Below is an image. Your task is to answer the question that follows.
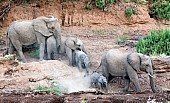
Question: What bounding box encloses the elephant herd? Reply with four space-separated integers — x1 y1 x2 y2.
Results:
5 16 156 93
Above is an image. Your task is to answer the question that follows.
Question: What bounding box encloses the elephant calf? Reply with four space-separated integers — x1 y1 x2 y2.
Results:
46 35 57 60
58 36 87 67
90 71 107 90
74 50 89 74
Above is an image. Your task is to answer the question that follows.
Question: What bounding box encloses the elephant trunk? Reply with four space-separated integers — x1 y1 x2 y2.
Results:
149 75 156 93
147 68 156 93
53 31 61 50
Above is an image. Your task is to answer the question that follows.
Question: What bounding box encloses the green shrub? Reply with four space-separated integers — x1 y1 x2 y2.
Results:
125 4 138 17
34 81 64 94
116 35 127 45
130 0 142 3
96 0 105 8
34 86 61 94
149 1 170 20
136 28 170 56
84 0 116 10
84 4 92 10
108 0 115 3
30 49 39 59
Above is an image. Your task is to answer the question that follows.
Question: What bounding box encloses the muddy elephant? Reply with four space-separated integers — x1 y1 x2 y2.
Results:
58 36 87 66
74 50 89 74
6 16 61 62
90 71 107 90
96 49 156 93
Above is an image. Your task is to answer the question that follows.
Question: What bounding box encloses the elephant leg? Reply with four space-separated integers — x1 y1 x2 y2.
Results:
78 62 83 72
126 67 141 92
8 43 15 54
123 76 130 93
66 47 73 66
72 51 76 67
46 45 51 60
102 64 110 82
47 51 51 60
97 82 102 90
11 40 27 62
39 43 45 61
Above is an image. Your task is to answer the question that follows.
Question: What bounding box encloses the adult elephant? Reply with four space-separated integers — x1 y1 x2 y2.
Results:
58 36 87 66
96 49 156 93
6 16 61 62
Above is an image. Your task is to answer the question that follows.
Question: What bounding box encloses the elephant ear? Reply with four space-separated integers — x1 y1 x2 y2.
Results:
33 16 52 37
127 53 141 73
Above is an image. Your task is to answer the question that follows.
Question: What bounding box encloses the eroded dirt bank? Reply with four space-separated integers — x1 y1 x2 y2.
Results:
0 0 169 36
0 0 170 103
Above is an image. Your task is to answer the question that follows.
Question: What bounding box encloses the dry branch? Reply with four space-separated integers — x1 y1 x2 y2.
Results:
0 0 11 20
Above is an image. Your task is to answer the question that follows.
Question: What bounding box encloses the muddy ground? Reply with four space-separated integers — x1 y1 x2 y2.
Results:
0 0 170 103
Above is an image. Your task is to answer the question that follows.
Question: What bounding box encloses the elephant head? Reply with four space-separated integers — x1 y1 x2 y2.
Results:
65 37 84 50
127 53 156 93
65 37 87 66
33 16 61 48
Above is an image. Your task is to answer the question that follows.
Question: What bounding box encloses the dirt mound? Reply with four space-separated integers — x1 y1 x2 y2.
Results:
0 60 89 93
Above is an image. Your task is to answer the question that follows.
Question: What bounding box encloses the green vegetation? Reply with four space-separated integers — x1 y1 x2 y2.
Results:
80 99 88 103
85 0 115 10
149 1 170 20
30 49 39 59
116 35 127 45
125 4 138 17
136 28 170 56
34 81 66 95
34 86 61 94
131 0 142 3
84 4 92 10
95 0 105 8
147 0 169 3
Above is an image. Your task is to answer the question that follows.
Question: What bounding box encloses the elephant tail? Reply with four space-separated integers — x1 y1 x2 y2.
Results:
5 32 10 55
95 61 102 74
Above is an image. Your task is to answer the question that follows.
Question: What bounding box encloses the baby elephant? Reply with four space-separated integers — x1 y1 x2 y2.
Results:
90 71 107 90
46 35 57 60
74 50 89 74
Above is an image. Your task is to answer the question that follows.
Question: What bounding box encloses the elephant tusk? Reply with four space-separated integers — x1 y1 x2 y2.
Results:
148 73 155 78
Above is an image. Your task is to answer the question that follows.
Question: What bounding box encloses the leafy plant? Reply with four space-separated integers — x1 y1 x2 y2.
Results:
84 4 92 10
80 99 88 103
34 86 61 94
136 28 170 56
125 4 138 17
130 0 143 3
95 0 105 8
30 49 39 59
149 1 170 20
108 0 115 3
34 81 65 95
84 0 116 10
116 35 127 45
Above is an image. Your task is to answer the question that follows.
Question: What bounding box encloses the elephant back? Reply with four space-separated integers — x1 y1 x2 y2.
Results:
12 20 37 45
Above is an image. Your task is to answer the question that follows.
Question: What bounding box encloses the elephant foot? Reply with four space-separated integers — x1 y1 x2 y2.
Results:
21 60 27 63
123 88 129 93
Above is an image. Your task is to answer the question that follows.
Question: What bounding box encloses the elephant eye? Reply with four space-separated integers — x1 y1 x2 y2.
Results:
146 64 149 67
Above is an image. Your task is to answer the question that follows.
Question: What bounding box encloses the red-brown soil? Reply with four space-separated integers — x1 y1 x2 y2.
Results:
0 0 170 103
